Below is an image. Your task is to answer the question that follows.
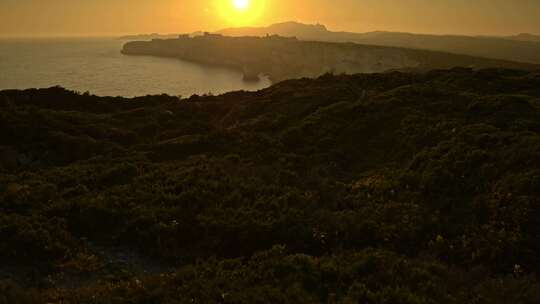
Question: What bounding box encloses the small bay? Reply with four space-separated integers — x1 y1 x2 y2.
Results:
0 37 271 97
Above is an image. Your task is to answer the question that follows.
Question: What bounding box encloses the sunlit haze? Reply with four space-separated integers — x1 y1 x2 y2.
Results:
1 0 540 37
233 0 250 10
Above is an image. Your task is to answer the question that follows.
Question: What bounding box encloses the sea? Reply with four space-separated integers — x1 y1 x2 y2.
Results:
0 37 271 97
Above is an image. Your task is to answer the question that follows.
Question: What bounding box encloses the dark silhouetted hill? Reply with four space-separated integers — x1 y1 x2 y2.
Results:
2 68 540 302
218 21 540 64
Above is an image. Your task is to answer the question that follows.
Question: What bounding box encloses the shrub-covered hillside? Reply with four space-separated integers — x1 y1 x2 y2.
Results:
1 68 540 303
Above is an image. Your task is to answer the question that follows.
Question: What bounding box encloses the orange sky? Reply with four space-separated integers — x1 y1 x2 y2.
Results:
1 0 539 37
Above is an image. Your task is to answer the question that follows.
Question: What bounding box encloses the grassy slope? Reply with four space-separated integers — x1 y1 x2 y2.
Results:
1 68 540 303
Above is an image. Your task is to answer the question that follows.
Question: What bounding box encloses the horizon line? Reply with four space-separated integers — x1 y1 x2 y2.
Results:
1 21 539 39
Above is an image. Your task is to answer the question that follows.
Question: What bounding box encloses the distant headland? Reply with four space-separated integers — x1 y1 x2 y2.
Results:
121 32 538 83
218 21 540 64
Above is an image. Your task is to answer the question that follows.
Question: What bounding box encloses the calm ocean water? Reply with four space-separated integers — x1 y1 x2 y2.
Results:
0 37 271 97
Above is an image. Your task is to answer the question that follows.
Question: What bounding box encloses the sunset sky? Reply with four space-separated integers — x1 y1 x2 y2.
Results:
1 0 539 37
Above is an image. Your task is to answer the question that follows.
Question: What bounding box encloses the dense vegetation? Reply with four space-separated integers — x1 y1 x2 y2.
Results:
1 68 540 303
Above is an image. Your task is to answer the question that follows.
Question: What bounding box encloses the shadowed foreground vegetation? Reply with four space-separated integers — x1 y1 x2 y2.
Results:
1 68 540 303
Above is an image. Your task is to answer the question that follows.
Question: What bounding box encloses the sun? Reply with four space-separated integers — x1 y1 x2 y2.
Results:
232 0 250 10
215 0 265 26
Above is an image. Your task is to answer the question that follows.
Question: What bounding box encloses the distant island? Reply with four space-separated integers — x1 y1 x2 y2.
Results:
218 21 540 64
119 33 193 40
121 33 538 83
119 32 206 41
504 33 540 43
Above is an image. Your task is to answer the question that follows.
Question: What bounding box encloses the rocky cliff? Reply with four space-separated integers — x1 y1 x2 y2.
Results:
122 34 538 82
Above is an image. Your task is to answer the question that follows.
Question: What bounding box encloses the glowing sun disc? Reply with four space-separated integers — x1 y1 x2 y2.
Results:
233 0 250 10
216 0 265 26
